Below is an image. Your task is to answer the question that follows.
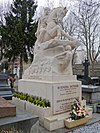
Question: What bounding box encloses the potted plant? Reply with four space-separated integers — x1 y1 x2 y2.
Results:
64 99 89 128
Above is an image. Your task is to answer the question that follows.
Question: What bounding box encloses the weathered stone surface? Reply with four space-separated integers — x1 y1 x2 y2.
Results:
0 96 16 118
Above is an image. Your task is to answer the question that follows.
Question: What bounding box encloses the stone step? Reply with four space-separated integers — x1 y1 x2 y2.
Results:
0 84 8 87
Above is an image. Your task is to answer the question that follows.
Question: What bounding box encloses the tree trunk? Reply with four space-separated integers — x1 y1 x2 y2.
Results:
19 54 23 79
91 61 95 77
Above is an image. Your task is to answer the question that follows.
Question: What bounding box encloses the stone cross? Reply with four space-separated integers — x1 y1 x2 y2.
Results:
82 59 90 77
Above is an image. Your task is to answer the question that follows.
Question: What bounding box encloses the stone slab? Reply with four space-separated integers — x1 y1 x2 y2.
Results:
0 96 16 118
0 105 39 132
82 85 100 92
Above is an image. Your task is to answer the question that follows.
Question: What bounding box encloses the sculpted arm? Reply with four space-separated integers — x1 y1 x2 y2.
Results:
35 18 41 37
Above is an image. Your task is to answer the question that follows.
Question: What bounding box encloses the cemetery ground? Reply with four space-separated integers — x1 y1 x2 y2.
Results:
0 102 100 133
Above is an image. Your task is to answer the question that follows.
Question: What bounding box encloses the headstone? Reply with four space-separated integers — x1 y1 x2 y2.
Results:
0 73 13 100
82 59 90 77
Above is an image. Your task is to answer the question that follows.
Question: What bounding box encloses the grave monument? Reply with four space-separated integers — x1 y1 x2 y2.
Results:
0 73 13 100
18 7 83 130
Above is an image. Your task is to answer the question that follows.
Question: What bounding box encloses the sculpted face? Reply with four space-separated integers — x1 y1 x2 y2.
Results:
57 7 68 23
44 7 51 15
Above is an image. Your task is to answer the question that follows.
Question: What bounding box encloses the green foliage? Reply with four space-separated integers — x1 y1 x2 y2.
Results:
13 91 51 108
98 102 100 105
82 96 85 100
0 0 38 77
27 96 34 103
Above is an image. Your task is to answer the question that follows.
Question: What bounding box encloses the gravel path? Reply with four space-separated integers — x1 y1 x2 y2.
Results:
69 121 100 133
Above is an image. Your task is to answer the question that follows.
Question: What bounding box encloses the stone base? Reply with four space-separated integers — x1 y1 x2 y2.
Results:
18 75 83 131
18 76 81 114
44 106 93 131
0 96 16 118
12 97 93 131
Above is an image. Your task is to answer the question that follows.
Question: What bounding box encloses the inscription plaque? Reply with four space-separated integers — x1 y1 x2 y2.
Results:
53 82 81 114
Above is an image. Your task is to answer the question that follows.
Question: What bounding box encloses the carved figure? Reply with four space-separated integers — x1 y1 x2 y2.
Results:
23 7 79 79
35 7 51 38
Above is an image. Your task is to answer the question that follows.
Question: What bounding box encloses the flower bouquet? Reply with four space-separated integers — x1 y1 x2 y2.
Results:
64 99 89 128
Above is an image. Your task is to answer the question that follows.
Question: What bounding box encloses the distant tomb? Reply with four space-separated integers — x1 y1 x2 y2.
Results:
0 73 13 100
82 59 90 77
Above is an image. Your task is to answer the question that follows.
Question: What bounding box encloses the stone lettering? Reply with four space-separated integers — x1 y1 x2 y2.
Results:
53 83 81 114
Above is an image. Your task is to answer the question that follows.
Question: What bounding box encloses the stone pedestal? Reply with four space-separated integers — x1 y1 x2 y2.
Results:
18 75 83 130
18 75 81 114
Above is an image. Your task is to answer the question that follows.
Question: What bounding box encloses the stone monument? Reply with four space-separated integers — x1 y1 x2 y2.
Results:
18 7 82 130
0 73 13 100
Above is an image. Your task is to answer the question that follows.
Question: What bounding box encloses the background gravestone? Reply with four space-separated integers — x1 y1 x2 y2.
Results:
0 73 13 100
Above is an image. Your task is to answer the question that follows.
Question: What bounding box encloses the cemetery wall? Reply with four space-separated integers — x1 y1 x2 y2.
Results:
73 63 100 77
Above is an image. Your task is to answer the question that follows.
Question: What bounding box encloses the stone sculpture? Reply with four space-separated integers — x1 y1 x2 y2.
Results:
23 7 79 79
19 8 82 126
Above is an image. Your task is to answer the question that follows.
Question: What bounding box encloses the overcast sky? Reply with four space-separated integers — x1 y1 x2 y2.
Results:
0 0 75 9
0 0 60 7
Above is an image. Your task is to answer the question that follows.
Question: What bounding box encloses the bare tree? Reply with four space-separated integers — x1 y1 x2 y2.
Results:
63 12 79 65
0 4 3 25
64 12 78 36
0 0 13 60
45 0 54 9
72 0 100 76
58 0 67 7
0 0 11 23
